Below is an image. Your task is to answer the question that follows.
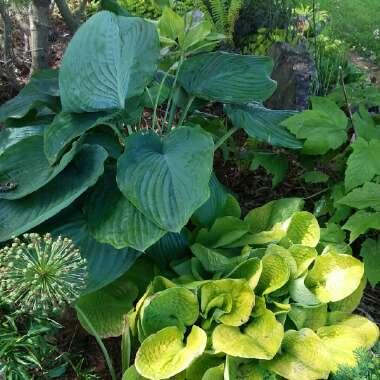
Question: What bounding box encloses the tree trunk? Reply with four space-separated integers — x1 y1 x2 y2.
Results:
29 0 51 73
54 0 84 34
0 0 13 62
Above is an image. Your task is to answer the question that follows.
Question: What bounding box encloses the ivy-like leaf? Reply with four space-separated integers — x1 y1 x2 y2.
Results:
338 182 380 211
360 237 380 287
343 210 380 242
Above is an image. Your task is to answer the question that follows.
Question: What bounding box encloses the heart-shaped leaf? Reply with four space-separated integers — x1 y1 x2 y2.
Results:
0 126 43 155
285 211 320 247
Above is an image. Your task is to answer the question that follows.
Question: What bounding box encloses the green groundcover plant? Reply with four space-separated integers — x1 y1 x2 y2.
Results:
0 7 301 293
76 198 379 380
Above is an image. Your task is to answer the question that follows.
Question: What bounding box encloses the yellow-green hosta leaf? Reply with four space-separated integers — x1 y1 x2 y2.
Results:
266 245 297 279
289 276 320 306
285 211 320 247
305 253 364 303
265 329 332 380
225 356 265 380
288 303 328 330
123 365 185 380
227 258 263 289
186 354 224 380
212 309 284 359
140 287 199 337
252 296 267 317
200 279 254 326
288 245 317 278
317 315 379 372
255 253 290 296
202 364 225 380
135 326 207 380
267 300 291 316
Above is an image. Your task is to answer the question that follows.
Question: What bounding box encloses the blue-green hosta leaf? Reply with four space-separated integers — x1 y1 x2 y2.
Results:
285 211 320 247
282 97 348 155
200 279 254 326
360 237 380 287
0 126 43 155
117 127 214 232
76 275 138 338
305 253 364 303
85 170 165 252
288 245 317 278
343 210 380 243
288 304 328 331
345 137 380 191
317 315 380 372
139 287 199 337
186 354 224 380
52 216 141 294
0 69 59 123
227 258 263 290
0 145 107 242
178 52 276 103
212 309 284 359
192 174 241 228
135 326 207 379
225 103 301 149
338 182 380 211
225 356 265 380
59 11 160 113
265 329 332 380
0 135 80 200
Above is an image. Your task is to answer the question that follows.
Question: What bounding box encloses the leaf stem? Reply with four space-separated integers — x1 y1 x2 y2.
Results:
178 96 195 127
214 126 240 151
152 70 172 131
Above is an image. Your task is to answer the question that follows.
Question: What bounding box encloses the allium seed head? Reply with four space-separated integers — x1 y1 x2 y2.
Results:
0 233 87 315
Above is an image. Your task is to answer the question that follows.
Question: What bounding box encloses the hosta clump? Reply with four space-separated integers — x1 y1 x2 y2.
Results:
0 233 86 314
122 199 379 380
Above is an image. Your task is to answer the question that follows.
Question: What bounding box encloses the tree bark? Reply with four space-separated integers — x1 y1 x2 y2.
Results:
29 0 51 73
54 0 86 34
0 0 13 62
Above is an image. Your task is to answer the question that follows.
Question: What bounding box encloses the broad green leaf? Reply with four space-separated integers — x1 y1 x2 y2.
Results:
288 245 317 278
178 52 276 103
225 356 265 380
117 127 214 232
319 223 346 245
192 174 241 228
282 97 348 155
225 103 301 149
123 365 146 380
342 210 380 242
265 329 332 380
140 287 199 337
212 309 284 359
202 364 224 380
345 137 380 191
158 7 185 41
227 258 263 290
200 279 254 326
0 135 80 200
250 152 289 188
360 237 380 287
256 253 290 296
59 11 160 112
305 253 364 303
266 244 298 279
179 20 213 51
288 304 327 330
76 275 138 338
353 109 380 141
289 276 320 306
0 126 43 155
51 215 141 294
285 211 320 247
44 111 120 164
187 354 224 380
338 182 380 211
135 326 207 379
82 130 123 159
0 145 107 243
303 171 329 184
85 170 165 252
0 69 59 123
318 315 379 371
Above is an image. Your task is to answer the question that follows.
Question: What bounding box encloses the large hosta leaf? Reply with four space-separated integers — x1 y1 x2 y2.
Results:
186 354 224 380
288 245 317 278
135 326 207 379
59 11 160 113
0 135 80 199
0 126 43 155
0 145 107 242
305 253 364 303
213 309 284 359
265 329 332 380
227 258 263 290
140 287 199 337
52 216 141 294
225 356 265 380
85 170 165 252
288 303 328 330
76 274 138 338
225 103 301 149
178 52 276 103
285 211 320 247
117 127 214 232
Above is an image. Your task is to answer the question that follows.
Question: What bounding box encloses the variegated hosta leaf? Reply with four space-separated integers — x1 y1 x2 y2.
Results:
288 303 328 330
123 365 185 380
317 315 380 372
227 258 263 290
285 211 320 247
265 245 297 279
265 329 332 380
289 276 320 306
305 252 364 303
255 252 290 296
225 356 265 380
288 245 317 278
135 326 207 379
212 309 284 359
200 279 254 326
186 354 224 380
139 287 199 337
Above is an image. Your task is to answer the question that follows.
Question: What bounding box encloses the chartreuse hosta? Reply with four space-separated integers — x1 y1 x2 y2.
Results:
76 198 378 380
0 7 301 293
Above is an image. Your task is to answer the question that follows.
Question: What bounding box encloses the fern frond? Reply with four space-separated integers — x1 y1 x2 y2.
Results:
209 0 227 34
227 0 244 41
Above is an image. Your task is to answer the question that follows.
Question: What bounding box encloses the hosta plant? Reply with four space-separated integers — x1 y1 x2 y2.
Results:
79 198 379 380
0 7 300 293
